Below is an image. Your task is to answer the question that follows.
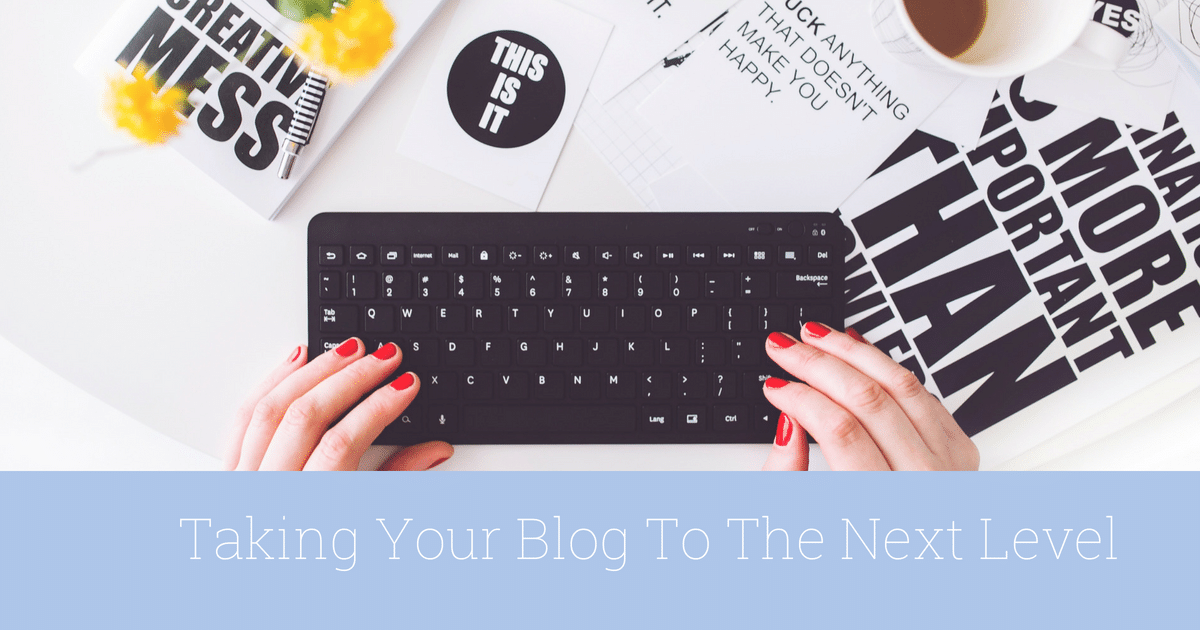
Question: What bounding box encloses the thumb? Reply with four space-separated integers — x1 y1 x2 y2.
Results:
762 412 809 471
380 441 455 471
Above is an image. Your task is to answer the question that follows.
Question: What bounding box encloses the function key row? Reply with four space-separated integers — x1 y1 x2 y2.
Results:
319 244 836 267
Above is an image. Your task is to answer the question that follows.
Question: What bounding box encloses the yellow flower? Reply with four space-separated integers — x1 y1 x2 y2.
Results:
104 65 187 145
296 0 396 83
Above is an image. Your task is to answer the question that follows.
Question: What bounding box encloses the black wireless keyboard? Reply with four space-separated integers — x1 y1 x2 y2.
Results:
308 212 845 445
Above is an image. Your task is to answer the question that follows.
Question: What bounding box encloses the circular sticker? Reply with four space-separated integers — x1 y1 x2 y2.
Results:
446 30 566 149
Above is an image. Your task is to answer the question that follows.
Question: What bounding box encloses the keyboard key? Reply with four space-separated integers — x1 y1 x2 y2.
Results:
427 408 457 434
472 305 504 333
777 271 833 298
381 245 405 265
533 373 564 399
777 246 803 265
364 306 394 334
579 306 609 333
346 271 376 299
502 246 527 265
564 246 588 265
508 306 537 333
595 246 619 265
552 339 583 366
660 339 689 365
650 305 681 332
410 246 436 265
473 245 497 265
657 246 682 265
462 372 492 399
426 372 457 398
497 373 529 399
568 372 600 399
687 305 718 333
643 405 671 430
561 272 591 299
436 306 467 332
677 405 706 431
687 246 712 265
625 245 651 265
606 372 635 399
706 272 736 298
696 339 726 366
615 306 646 333
723 306 755 333
517 339 547 365
444 339 474 365
669 272 700 299
633 271 663 299
624 339 652 366
417 272 448 299
403 339 438 366
453 272 484 299
794 305 834 329
759 305 789 332
587 339 619 366
533 246 558 265
741 272 770 298
349 245 374 265
441 246 467 265
596 272 628 299
731 339 761 365
717 246 741 265
464 406 636 433
748 246 771 264
526 272 556 298
809 246 834 265
544 305 573 333
713 372 737 398
399 305 431 332
677 372 706 398
480 339 511 366
319 271 340 299
713 406 749 430
319 245 343 265
319 306 357 333
490 272 519 299
382 272 412 299
642 372 670 399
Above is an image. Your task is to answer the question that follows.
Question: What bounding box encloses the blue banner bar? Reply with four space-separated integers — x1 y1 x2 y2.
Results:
2 472 1195 626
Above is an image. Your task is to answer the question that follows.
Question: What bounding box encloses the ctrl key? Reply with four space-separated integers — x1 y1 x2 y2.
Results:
319 305 358 333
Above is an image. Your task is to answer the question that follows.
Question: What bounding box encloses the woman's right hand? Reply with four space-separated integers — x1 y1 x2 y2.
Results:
761 323 979 471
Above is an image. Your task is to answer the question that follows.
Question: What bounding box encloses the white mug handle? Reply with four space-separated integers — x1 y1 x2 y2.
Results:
1056 21 1133 71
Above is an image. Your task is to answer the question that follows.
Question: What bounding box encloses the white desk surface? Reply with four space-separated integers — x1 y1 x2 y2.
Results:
2 0 1198 471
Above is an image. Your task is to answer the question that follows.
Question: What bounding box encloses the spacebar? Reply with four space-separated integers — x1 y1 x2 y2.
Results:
464 406 636 433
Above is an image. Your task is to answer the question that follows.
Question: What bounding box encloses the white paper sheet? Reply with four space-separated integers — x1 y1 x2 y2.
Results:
1155 0 1200 84
1022 0 1179 131
398 0 611 209
637 0 962 211
918 78 999 150
562 0 734 103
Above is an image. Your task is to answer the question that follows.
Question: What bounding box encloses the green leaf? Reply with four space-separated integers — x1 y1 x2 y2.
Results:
274 0 335 21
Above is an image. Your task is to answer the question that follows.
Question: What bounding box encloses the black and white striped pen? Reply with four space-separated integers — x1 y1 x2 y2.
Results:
278 1 343 180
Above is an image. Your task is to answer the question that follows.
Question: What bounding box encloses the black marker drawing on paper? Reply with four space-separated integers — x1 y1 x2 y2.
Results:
659 10 725 70
1178 0 1200 56
1112 0 1175 88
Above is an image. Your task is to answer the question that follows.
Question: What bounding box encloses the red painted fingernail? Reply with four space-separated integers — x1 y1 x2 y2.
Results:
287 346 302 362
803 321 831 338
372 342 397 361
775 412 793 447
764 376 789 389
767 332 796 349
335 338 359 357
390 372 415 391
846 327 867 344
427 457 448 470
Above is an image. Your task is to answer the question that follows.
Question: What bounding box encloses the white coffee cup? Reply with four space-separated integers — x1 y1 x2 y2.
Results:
870 0 1133 78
